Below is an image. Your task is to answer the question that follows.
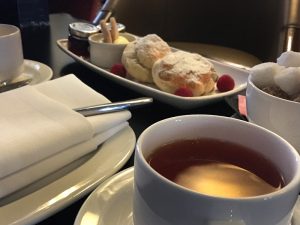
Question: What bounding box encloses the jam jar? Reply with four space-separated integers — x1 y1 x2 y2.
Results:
68 22 100 57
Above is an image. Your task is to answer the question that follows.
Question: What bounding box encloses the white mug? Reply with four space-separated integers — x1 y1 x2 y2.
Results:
133 115 300 225
246 75 300 153
0 24 24 83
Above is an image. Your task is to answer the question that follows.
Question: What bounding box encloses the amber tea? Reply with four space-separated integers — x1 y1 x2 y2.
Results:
147 138 285 198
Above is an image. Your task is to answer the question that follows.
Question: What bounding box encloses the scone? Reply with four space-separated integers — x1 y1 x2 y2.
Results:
152 51 218 96
122 34 171 83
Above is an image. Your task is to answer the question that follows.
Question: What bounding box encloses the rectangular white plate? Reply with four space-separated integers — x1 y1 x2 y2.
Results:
57 39 249 109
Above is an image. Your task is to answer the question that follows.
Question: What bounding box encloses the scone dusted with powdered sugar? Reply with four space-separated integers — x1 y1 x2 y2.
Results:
121 34 171 83
120 33 224 97
152 51 218 96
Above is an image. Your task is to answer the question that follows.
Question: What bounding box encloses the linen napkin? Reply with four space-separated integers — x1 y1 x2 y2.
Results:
0 74 131 197
0 123 127 197
35 75 131 134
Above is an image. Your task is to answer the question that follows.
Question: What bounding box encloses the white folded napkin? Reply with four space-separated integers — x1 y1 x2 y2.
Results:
0 123 127 197
35 75 130 134
0 74 131 197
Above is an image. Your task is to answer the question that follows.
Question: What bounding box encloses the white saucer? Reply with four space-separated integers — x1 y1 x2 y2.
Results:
74 167 300 225
12 59 53 85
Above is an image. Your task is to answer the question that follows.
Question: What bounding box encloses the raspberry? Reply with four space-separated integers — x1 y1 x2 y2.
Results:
217 74 235 92
174 87 194 97
110 63 127 77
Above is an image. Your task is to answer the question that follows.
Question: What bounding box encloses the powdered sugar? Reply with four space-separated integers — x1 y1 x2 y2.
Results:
156 51 213 82
135 34 171 69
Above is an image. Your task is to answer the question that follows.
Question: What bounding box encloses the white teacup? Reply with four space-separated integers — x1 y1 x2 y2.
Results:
0 24 24 83
246 75 300 153
133 115 300 225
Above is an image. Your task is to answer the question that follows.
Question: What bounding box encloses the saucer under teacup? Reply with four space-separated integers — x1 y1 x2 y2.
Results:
74 167 300 225
5 59 53 87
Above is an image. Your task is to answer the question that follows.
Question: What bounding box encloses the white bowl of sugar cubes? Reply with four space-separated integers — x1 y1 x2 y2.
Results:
246 51 300 153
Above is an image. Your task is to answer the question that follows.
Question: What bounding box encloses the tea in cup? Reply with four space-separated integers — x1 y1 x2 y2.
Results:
133 115 300 225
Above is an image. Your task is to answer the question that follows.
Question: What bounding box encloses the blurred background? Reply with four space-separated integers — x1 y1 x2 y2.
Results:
0 0 299 64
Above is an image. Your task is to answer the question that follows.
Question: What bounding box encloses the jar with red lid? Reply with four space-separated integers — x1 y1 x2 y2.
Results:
68 22 100 57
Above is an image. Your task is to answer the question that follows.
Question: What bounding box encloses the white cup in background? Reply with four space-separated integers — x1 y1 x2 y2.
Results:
0 24 24 83
133 115 300 225
246 75 300 153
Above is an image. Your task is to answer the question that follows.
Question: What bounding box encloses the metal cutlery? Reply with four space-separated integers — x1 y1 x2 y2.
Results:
0 78 152 116
0 78 32 93
74 97 153 116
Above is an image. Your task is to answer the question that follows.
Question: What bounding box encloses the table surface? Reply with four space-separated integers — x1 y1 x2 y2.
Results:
18 13 236 225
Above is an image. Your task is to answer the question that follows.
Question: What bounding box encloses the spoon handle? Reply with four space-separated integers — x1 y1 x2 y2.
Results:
0 78 32 93
74 97 153 116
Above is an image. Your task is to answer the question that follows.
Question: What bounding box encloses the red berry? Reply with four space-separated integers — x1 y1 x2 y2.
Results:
110 63 127 77
174 87 194 97
217 74 235 92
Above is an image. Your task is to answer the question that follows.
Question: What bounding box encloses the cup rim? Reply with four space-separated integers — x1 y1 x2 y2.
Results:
136 114 300 201
0 24 20 39
88 32 136 46
247 75 300 105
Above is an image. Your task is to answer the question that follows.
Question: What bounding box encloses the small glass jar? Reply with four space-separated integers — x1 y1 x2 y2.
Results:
68 22 100 57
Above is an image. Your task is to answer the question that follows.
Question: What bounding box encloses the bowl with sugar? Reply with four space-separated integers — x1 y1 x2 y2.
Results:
246 51 300 153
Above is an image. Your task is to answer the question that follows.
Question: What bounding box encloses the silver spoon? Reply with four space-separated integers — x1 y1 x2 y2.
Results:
0 78 32 93
74 97 153 116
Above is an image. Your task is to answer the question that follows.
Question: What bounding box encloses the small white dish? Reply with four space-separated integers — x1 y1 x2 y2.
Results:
12 59 53 85
57 39 249 109
0 126 135 225
74 167 300 225
89 33 136 69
